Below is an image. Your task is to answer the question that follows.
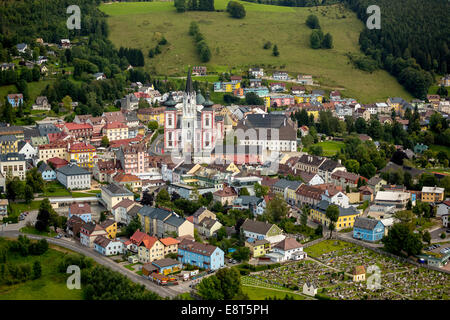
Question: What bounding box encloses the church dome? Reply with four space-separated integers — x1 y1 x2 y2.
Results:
163 92 177 107
196 90 205 105
202 91 214 107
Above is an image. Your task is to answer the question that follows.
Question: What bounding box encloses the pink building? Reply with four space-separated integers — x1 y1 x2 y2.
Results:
116 143 150 175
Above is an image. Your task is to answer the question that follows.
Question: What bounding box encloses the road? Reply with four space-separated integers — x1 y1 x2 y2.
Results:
0 230 185 299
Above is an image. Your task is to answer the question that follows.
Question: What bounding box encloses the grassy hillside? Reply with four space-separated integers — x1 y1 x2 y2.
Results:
99 0 412 103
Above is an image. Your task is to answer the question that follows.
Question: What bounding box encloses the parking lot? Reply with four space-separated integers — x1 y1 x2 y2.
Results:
424 243 450 255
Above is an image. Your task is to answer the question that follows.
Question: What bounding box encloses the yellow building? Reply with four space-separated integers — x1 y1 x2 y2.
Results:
138 236 165 263
67 142 96 169
310 201 361 231
137 107 166 126
102 122 129 141
264 96 271 109
306 109 320 121
353 265 366 282
245 239 271 258
0 135 18 154
38 141 68 163
100 219 118 239
421 186 445 203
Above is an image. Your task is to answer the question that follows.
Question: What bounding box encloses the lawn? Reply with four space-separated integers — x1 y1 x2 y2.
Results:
242 285 306 300
99 0 412 103
42 181 72 197
0 239 83 300
303 239 355 258
308 140 345 157
19 226 57 237
8 200 42 218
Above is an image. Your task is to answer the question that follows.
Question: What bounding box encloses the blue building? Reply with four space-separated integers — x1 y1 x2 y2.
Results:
38 162 56 181
353 217 385 242
7 94 23 107
177 240 224 270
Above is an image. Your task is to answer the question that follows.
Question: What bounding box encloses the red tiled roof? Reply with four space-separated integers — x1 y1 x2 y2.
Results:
113 173 140 183
104 121 127 129
69 142 96 152
112 198 136 210
160 237 180 246
69 202 91 215
64 123 93 131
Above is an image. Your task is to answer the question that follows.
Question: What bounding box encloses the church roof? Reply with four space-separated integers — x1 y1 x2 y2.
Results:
164 92 177 107
202 91 214 107
185 69 194 93
196 90 205 105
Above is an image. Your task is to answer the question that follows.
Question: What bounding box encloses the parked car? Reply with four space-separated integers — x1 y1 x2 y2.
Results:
446 229 450 233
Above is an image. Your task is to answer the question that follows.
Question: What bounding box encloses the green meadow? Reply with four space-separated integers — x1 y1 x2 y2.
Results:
99 0 412 103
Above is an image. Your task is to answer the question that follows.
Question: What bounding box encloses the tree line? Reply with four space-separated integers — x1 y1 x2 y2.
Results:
189 22 212 63
175 0 215 12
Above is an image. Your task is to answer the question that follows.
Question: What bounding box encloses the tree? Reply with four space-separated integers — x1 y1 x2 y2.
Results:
215 267 242 299
100 211 107 223
322 33 333 49
264 194 288 223
227 1 246 19
231 246 250 262
272 45 279 57
216 226 227 241
197 275 224 300
240 187 250 196
345 159 360 173
148 120 158 131
101 136 109 148
325 205 339 238
245 92 263 105
306 15 320 29
156 188 170 203
35 198 56 232
125 216 142 238
254 183 269 198
422 231 431 245
382 223 423 257
310 30 322 49
300 205 309 227
24 185 34 204
32 261 42 279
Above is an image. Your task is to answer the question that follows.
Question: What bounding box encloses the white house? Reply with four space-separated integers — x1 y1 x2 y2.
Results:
56 163 91 190
322 190 349 208
442 214 449 228
94 235 124 256
303 282 318 296
437 201 450 217
268 238 307 262
18 141 37 160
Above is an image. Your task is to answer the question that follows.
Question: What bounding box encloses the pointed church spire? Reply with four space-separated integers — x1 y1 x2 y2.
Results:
185 68 194 93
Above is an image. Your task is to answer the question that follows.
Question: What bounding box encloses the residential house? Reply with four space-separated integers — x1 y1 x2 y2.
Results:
0 135 18 154
295 184 323 207
138 235 164 263
0 199 8 217
233 196 266 215
112 198 142 225
297 74 313 85
18 141 37 160
151 258 182 275
245 238 271 258
94 236 124 256
160 237 180 256
331 170 367 190
213 184 238 206
272 71 289 81
421 186 445 203
374 191 411 210
367 176 387 193
249 68 264 78
93 159 123 183
0 153 26 180
113 173 142 192
241 218 284 244
353 217 385 242
317 159 346 183
67 142 96 169
100 183 134 211
177 239 224 270
295 154 326 174
47 157 69 169
7 94 23 107
66 215 84 238
437 201 450 217
310 200 361 230
116 143 150 175
268 237 307 262
63 123 93 140
80 222 107 248
38 141 68 163
32 96 50 111
138 206 194 238
192 66 207 76
103 122 129 141
68 202 92 223
100 219 118 239
197 217 223 237
298 171 324 186
56 163 91 190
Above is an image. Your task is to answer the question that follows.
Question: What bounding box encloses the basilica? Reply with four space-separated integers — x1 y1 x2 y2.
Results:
163 69 223 159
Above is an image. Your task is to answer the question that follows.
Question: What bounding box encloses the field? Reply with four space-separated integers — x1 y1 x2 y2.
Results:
251 240 450 300
99 0 413 103
308 140 345 156
0 239 83 300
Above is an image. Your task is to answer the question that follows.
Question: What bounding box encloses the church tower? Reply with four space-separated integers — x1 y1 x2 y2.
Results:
182 69 197 154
